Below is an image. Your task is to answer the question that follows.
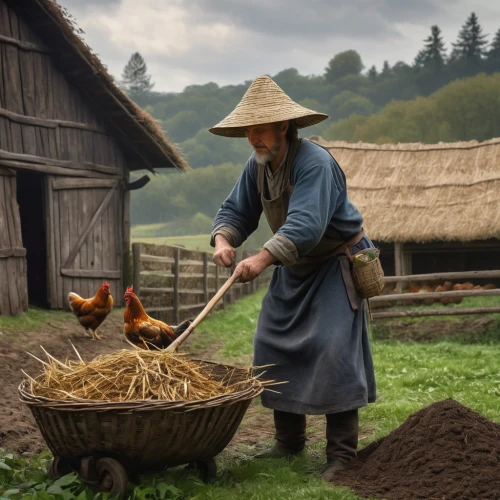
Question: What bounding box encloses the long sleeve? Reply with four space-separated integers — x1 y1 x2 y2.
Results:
211 159 263 248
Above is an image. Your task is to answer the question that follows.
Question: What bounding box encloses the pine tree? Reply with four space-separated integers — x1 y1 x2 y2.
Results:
381 60 392 77
368 65 377 80
120 53 154 97
451 13 488 61
487 29 500 62
415 25 446 69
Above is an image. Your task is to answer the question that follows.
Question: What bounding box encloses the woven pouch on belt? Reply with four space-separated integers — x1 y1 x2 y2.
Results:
352 248 385 299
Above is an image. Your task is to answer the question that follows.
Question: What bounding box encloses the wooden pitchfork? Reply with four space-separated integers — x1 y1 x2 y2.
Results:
166 272 240 352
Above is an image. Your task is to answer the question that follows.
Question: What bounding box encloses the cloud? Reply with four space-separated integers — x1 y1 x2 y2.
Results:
56 0 500 92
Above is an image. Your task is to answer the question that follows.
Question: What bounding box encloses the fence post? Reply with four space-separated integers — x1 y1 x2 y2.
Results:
395 242 403 293
203 252 209 304
132 242 142 297
173 247 180 324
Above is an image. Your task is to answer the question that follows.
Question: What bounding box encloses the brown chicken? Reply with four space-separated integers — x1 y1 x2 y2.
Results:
124 287 191 349
437 280 454 305
68 282 114 340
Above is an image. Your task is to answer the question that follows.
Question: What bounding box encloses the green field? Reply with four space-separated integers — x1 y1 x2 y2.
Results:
2 294 500 499
131 231 214 253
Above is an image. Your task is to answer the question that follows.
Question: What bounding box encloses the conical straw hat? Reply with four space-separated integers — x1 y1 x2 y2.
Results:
209 75 328 138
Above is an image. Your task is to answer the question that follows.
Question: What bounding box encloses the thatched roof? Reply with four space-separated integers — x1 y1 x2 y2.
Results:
312 136 500 243
13 0 188 172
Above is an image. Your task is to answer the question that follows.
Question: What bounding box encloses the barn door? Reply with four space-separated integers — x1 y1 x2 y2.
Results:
46 176 123 310
0 168 28 315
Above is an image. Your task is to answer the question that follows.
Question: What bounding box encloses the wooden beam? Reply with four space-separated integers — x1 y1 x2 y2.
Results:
394 242 403 293
0 107 107 133
61 182 119 269
173 247 180 324
0 247 26 258
132 242 142 296
140 254 175 264
203 252 209 304
372 307 500 319
384 270 500 283
60 269 121 279
0 33 49 53
0 158 111 179
53 178 119 190
370 288 500 303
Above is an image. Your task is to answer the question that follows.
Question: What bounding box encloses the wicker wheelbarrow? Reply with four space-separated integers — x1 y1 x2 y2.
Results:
19 361 264 498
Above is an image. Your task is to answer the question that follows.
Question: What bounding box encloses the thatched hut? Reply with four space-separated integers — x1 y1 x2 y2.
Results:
0 0 187 315
312 137 500 281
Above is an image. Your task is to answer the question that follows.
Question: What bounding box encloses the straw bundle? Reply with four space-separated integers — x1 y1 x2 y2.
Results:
25 347 264 403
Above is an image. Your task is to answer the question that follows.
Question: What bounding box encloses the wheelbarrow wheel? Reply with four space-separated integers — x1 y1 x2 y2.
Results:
95 457 128 498
187 458 217 482
48 456 74 479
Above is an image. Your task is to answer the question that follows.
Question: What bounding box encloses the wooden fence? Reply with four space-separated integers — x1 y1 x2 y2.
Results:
369 270 500 319
132 242 273 324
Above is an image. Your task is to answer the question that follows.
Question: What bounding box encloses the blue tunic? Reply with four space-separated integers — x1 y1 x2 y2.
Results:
212 140 376 415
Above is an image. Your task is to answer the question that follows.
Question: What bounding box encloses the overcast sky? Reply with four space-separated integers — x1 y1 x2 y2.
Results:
57 0 500 93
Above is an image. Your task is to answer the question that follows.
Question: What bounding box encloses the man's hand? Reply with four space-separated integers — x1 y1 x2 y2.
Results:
213 234 236 268
234 249 276 283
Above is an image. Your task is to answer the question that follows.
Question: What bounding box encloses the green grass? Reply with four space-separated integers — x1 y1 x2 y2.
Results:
0 307 71 331
3 293 500 499
131 233 213 253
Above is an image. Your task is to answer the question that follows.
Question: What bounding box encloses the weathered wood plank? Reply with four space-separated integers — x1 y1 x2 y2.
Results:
132 242 142 296
18 47 37 155
18 253 28 312
8 7 20 41
44 54 54 120
52 178 119 191
203 252 209 304
7 257 20 315
45 176 58 308
60 188 71 309
3 175 17 248
0 176 9 248
52 185 63 308
0 33 49 53
60 269 121 279
384 270 500 283
62 183 118 269
0 158 113 178
0 4 12 38
372 307 500 319
173 247 180 324
0 107 108 133
0 259 10 315
0 247 26 258
123 187 131 289
370 288 500 303
8 175 22 247
140 254 175 264
69 186 80 296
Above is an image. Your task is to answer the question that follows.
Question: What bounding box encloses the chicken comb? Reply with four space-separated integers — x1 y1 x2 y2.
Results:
125 286 134 294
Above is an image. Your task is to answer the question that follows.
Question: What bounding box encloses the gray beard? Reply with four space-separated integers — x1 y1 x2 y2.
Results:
254 141 281 166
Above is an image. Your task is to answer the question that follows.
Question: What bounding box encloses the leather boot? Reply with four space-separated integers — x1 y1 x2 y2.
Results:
255 410 306 458
321 409 358 481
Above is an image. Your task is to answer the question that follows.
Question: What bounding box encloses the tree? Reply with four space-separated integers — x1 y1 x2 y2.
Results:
451 13 488 62
324 50 364 84
368 65 377 81
414 25 446 69
487 29 500 71
380 61 392 78
121 52 155 97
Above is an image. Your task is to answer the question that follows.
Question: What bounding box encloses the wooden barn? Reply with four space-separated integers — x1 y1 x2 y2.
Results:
0 0 187 316
313 137 500 284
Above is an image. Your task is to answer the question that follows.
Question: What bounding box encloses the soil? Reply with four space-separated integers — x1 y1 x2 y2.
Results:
333 399 500 500
374 317 494 342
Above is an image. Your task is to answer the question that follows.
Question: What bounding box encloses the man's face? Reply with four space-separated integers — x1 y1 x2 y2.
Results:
244 122 285 165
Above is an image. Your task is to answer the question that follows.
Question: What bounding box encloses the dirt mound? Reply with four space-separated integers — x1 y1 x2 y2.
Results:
334 399 500 500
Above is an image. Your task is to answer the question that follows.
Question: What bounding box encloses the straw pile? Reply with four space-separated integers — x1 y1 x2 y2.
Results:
25 347 260 403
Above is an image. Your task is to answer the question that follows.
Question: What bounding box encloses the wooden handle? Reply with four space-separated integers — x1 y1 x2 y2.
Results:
166 273 239 352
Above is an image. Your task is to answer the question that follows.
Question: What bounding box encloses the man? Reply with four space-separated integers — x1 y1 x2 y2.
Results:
209 75 376 481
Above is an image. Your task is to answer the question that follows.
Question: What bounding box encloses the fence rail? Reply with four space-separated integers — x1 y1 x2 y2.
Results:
370 270 500 320
132 242 273 324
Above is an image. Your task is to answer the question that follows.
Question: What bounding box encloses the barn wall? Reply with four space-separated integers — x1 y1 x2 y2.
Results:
0 0 129 310
0 168 28 315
